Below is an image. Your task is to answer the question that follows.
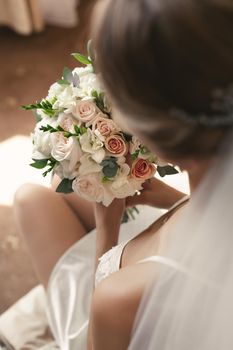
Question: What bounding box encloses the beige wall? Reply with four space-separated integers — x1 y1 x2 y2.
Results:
0 0 44 35
0 0 79 35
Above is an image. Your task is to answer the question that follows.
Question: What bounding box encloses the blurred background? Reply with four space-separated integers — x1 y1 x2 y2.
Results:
0 0 96 316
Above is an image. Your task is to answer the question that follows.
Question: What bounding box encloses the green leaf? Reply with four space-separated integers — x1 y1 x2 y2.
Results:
71 53 92 65
102 161 119 178
74 125 81 135
30 159 48 169
123 133 133 142
56 178 74 194
57 79 69 85
22 99 58 117
80 127 87 135
22 103 37 110
63 67 73 82
122 210 130 223
157 165 179 177
101 157 119 179
131 150 140 161
102 176 111 183
91 90 98 99
57 125 65 132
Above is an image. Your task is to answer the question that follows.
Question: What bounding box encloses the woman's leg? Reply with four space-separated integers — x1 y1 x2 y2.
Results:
51 175 96 232
14 183 94 287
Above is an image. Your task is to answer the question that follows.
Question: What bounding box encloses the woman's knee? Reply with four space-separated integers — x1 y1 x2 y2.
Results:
14 183 51 214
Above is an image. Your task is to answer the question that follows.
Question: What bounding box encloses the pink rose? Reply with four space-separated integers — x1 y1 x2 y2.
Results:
92 116 119 138
105 134 128 157
74 101 99 125
131 158 156 180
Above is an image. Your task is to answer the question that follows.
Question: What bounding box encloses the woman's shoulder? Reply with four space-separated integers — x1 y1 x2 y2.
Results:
92 263 157 349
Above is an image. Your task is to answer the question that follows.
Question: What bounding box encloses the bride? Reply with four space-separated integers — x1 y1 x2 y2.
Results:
14 0 233 349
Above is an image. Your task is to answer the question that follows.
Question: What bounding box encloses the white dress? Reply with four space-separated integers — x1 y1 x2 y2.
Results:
46 199 188 350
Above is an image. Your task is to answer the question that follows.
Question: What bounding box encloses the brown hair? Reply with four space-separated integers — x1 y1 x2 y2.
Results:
94 0 233 159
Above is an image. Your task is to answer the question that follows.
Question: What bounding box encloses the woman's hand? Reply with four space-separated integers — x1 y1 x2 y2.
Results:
126 178 187 209
94 199 126 267
94 198 126 232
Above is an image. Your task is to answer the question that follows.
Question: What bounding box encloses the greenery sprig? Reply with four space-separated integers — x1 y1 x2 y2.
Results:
71 40 94 66
22 97 58 117
30 158 57 177
122 207 140 223
39 123 87 138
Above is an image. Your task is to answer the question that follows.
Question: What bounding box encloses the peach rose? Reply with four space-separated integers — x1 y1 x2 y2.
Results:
105 134 128 157
131 158 156 180
74 100 99 126
92 116 119 139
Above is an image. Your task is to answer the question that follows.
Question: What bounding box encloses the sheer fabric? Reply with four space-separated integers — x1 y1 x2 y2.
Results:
129 130 233 350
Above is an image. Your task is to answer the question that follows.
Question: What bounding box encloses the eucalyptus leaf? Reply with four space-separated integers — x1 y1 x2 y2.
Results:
63 67 73 82
72 73 80 87
56 178 74 194
102 162 119 178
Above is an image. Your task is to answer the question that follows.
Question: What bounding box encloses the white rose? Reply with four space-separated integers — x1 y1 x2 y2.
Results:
109 164 142 198
80 72 102 98
47 82 65 99
73 66 103 100
79 129 105 163
73 65 93 78
72 173 114 206
36 113 80 179
32 117 57 159
51 133 82 165
78 154 102 176
49 114 82 167
52 85 81 114
54 160 79 180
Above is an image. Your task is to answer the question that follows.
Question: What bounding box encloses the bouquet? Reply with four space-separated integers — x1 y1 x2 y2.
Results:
23 42 178 209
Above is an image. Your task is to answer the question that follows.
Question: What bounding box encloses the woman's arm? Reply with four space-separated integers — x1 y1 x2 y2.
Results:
93 199 125 267
90 262 157 350
87 199 126 349
126 177 187 209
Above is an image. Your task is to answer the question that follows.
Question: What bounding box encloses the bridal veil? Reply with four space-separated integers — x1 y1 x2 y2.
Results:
129 130 233 349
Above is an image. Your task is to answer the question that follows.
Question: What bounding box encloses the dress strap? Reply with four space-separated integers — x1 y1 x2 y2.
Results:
167 194 190 213
137 255 190 274
137 255 219 289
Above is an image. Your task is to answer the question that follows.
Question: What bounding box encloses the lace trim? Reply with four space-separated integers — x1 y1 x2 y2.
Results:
95 243 125 287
